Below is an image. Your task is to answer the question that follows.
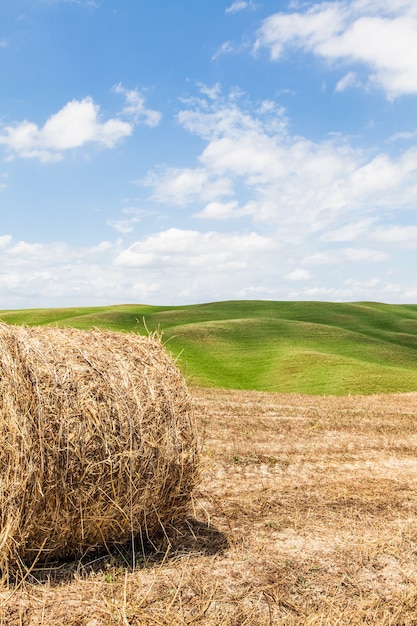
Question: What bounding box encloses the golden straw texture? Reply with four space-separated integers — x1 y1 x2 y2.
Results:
0 323 198 573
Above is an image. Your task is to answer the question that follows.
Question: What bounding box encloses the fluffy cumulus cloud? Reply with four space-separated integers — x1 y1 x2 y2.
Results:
194 200 246 220
115 228 275 270
130 85 417 303
254 0 417 98
0 98 132 162
0 235 161 309
0 229 282 308
3 5 417 308
0 87 161 162
142 88 417 240
0 221 411 308
112 228 281 303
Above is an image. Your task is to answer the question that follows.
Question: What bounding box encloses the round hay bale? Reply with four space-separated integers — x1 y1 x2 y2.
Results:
0 323 198 572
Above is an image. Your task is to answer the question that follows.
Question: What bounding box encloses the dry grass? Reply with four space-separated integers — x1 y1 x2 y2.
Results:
2 386 417 624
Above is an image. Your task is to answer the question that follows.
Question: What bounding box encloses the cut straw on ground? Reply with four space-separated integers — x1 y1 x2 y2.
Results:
2 386 417 623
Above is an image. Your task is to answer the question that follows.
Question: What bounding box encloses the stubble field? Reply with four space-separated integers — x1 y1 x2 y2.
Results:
2 386 417 625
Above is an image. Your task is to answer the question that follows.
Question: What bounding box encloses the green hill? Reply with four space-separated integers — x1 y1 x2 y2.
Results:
1 300 417 395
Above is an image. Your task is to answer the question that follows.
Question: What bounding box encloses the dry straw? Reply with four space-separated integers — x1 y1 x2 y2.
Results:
0 323 198 576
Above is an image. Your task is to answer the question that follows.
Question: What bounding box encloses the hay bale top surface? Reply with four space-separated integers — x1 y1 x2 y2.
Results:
0 323 198 573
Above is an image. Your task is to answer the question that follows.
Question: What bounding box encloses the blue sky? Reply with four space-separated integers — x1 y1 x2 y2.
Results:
1 0 417 308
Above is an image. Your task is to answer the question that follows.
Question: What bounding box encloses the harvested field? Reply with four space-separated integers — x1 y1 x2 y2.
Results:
1 387 417 624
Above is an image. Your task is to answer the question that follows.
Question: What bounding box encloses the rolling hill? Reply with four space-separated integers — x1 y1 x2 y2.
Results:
1 300 417 395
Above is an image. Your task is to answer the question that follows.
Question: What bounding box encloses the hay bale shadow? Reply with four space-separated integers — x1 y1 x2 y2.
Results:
23 518 229 586
168 518 230 558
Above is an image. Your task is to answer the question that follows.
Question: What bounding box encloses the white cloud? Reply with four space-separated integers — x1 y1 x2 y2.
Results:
194 200 246 219
344 277 381 289
41 0 99 8
0 97 132 162
226 1 255 14
107 220 137 235
288 286 356 300
197 82 222 100
107 208 155 234
287 277 407 302
372 225 417 245
342 247 388 262
0 235 12 249
388 130 417 142
0 236 162 308
115 228 275 269
113 84 162 127
254 1 417 98
303 247 388 265
404 287 417 300
306 280 405 300
0 229 410 308
335 71 362 92
42 99 130 149
141 167 233 206
212 41 235 60
349 150 417 206
286 268 311 281
0 87 161 162
254 3 345 60
303 252 339 265
0 41 7 48
142 91 417 241
321 218 376 241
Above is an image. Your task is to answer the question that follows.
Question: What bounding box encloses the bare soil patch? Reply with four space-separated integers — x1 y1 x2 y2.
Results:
2 387 417 624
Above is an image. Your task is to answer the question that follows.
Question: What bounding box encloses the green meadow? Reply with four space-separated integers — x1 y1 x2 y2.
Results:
2 300 417 395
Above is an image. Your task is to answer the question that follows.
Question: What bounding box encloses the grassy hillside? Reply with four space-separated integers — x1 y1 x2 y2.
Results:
1 300 417 395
